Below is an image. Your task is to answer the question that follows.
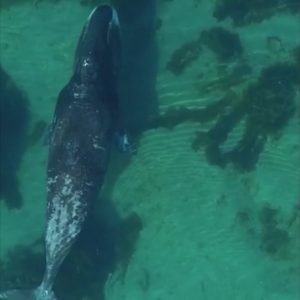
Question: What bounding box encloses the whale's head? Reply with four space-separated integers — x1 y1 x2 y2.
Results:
73 4 121 84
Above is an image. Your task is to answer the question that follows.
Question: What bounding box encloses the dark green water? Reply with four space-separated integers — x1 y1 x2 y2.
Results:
0 1 299 299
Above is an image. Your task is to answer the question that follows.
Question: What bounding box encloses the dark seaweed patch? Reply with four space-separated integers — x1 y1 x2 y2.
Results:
213 0 299 27
166 26 243 76
204 62 298 171
115 212 143 281
150 61 299 171
246 63 298 134
200 27 243 61
259 204 290 256
166 39 202 75
234 204 295 259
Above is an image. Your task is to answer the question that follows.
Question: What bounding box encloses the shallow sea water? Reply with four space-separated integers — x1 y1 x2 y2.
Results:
0 1 299 300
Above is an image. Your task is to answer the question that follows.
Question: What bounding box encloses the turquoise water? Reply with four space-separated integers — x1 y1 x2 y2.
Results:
0 0 299 299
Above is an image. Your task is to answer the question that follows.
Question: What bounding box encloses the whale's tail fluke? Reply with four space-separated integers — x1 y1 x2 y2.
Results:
0 286 56 300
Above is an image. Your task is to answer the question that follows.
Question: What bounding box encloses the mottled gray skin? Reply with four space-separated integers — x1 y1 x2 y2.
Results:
0 4 120 300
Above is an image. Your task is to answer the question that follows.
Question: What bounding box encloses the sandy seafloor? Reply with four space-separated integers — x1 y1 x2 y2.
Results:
0 0 299 300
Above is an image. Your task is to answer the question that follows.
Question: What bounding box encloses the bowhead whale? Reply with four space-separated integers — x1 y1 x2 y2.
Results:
0 4 121 300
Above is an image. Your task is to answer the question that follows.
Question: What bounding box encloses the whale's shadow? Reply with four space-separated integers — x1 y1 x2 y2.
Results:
0 65 30 209
117 0 159 135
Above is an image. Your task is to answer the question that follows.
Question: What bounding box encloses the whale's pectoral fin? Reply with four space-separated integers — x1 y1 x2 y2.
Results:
0 286 56 300
114 129 137 155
